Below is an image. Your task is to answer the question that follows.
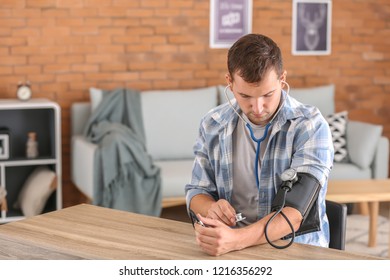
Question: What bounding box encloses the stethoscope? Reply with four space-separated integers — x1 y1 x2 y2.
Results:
224 81 290 189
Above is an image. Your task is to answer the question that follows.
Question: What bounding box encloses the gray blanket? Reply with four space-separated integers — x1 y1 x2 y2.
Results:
84 88 162 216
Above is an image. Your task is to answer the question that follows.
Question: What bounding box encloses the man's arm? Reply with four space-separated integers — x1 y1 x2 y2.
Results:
190 194 237 227
291 110 334 186
194 206 303 256
241 207 303 246
185 113 238 226
189 194 214 217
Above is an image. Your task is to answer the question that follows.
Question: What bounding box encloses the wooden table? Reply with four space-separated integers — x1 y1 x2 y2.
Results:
0 204 380 260
327 179 390 253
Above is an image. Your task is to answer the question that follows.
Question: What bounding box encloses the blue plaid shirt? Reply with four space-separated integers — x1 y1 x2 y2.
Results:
185 91 334 247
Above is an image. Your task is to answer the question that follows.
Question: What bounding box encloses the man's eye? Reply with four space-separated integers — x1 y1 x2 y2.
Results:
240 94 250 99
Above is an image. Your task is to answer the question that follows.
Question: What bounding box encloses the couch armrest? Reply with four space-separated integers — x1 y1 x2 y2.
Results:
372 136 389 179
71 102 91 136
71 135 97 199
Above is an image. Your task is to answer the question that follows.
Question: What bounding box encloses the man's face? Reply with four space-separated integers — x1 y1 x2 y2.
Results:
226 69 285 126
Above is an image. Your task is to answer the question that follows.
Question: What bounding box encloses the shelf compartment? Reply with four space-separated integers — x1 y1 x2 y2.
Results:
0 108 56 159
4 165 58 219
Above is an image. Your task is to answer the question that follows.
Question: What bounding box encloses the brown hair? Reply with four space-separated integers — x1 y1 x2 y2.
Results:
227 34 283 83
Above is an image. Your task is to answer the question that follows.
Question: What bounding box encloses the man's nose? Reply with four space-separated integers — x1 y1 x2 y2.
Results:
252 97 263 113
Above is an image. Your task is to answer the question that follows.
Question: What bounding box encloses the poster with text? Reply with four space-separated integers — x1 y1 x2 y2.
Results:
292 0 332 55
210 0 252 48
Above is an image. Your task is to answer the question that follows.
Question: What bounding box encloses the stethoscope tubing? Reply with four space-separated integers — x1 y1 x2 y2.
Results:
247 122 271 188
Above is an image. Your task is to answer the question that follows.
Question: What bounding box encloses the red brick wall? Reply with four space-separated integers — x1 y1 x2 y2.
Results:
0 0 389 207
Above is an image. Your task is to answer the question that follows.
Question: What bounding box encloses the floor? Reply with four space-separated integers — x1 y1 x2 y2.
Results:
379 201 390 218
345 214 389 258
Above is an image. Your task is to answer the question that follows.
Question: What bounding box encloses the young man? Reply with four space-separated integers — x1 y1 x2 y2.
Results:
185 34 334 256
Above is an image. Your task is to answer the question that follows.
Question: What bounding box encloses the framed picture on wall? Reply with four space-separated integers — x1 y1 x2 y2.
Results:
210 0 252 48
292 0 332 55
0 133 9 160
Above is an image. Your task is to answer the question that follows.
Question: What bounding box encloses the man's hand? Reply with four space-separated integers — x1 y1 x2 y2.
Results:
206 199 237 227
194 214 242 256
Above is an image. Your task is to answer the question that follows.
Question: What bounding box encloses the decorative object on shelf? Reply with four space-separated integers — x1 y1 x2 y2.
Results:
0 129 10 160
16 81 32 101
14 166 57 217
0 186 7 214
26 131 38 158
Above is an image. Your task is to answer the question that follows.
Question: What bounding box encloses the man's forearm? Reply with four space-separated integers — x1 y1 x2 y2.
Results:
189 194 215 217
238 207 303 249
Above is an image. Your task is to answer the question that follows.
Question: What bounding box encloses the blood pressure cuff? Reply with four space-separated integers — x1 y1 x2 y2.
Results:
271 172 321 238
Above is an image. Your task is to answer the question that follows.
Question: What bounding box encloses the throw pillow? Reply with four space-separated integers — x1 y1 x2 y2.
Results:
326 111 348 162
15 166 57 217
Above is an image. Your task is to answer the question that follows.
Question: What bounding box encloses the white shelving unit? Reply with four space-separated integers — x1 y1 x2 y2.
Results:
0 99 62 223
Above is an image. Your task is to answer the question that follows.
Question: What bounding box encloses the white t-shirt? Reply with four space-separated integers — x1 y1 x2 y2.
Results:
231 113 271 227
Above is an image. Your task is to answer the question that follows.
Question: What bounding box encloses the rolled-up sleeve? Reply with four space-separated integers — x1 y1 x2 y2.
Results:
292 111 334 187
185 119 219 211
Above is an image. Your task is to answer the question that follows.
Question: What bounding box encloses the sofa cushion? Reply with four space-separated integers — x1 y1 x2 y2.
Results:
141 86 218 160
89 87 104 111
154 160 193 197
347 121 383 169
329 162 371 180
326 111 348 162
289 84 335 116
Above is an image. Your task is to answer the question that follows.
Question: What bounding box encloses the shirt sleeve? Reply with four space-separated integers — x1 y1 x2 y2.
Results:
291 109 334 187
184 119 219 211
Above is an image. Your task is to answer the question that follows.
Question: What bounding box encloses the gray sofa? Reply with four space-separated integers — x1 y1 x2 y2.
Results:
70 84 389 209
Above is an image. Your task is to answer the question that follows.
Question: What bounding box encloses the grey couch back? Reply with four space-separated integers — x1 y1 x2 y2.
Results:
218 84 335 117
289 84 335 117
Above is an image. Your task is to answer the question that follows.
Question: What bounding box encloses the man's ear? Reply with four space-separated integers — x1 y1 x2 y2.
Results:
225 74 233 90
280 70 287 82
